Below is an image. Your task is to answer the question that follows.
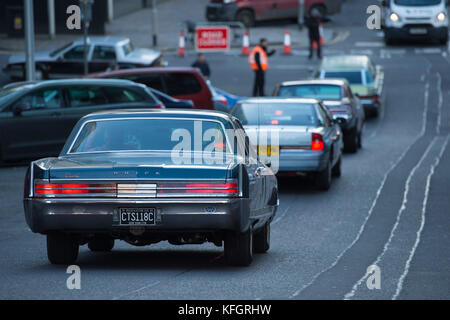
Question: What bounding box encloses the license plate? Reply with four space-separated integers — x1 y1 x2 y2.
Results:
409 28 427 35
119 208 155 225
258 145 280 156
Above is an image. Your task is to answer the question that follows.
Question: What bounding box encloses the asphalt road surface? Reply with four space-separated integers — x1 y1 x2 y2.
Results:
0 0 449 299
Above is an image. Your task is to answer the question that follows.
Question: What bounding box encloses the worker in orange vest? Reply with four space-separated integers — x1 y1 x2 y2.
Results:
249 38 276 96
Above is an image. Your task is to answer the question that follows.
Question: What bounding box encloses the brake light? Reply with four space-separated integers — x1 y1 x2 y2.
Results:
34 183 116 197
155 104 164 109
158 180 239 197
374 95 379 104
311 133 324 151
271 120 279 125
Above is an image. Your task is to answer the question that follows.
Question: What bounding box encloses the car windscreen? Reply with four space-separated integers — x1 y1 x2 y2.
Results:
50 42 73 57
231 103 318 127
121 41 134 56
70 119 229 154
394 0 442 6
323 71 363 85
277 85 342 100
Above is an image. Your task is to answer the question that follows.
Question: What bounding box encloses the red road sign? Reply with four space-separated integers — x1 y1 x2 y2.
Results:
195 26 230 52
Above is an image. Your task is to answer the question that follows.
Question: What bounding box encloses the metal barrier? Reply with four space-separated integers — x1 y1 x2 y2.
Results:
180 20 246 48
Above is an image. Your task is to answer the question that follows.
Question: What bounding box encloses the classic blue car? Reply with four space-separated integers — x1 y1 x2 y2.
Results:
23 109 278 266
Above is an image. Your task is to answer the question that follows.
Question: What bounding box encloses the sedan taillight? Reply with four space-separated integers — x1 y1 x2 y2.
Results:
158 180 239 197
34 183 116 197
311 133 324 151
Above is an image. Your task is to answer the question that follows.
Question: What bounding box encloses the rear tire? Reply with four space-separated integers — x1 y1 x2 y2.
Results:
225 227 253 266
88 236 114 252
384 31 394 45
332 155 342 177
47 233 79 265
316 158 332 191
236 9 255 28
253 222 270 253
344 129 358 153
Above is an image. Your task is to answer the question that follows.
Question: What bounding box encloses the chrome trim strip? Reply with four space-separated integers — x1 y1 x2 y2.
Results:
30 198 236 204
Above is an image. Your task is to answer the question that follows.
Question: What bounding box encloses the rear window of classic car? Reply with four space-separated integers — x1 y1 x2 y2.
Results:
232 103 319 126
323 71 363 84
277 85 342 100
69 118 229 154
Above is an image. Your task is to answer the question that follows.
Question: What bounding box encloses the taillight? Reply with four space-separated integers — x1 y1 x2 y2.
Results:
155 104 164 109
311 133 324 151
374 95 379 104
34 183 116 197
158 180 239 197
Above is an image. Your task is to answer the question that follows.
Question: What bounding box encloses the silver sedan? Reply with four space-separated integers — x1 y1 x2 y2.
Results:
231 98 344 190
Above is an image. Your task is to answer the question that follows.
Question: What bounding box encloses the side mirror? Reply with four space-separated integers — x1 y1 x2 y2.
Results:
263 158 272 167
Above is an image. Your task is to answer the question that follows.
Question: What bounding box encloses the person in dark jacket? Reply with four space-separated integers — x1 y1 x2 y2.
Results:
191 53 211 79
304 8 323 60
249 38 276 97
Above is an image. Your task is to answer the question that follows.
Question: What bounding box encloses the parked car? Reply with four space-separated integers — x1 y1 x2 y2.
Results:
86 67 217 110
23 109 278 266
315 55 384 117
0 79 163 162
206 0 343 27
3 37 164 80
273 79 365 153
148 87 194 108
231 98 343 190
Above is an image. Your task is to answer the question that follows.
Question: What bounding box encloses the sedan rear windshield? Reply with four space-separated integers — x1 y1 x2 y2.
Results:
277 85 342 100
323 71 363 85
232 103 318 127
70 119 229 154
394 0 442 6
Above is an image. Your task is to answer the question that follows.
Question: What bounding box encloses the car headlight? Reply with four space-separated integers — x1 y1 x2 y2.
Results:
437 12 446 22
389 12 400 22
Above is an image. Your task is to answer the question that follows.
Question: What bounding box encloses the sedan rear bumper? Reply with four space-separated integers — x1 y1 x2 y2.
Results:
276 149 329 173
23 197 269 235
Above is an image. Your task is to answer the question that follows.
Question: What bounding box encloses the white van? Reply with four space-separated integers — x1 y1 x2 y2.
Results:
380 0 449 44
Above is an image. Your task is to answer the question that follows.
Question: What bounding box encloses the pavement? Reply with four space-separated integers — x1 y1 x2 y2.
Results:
0 0 449 300
0 0 337 54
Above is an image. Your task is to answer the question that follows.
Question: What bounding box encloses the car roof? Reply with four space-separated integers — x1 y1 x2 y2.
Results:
237 97 319 104
73 36 130 46
320 55 371 70
4 78 140 90
79 109 233 122
278 79 348 87
88 67 202 78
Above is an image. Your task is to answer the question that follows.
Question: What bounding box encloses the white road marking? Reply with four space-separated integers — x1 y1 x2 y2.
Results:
355 41 384 48
112 280 161 300
415 48 442 54
290 62 432 299
436 73 443 135
344 136 439 299
393 134 450 300
272 205 291 225
350 49 373 56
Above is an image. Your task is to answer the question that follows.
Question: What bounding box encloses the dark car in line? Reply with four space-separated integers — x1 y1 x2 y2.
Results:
148 87 194 109
86 67 217 110
3 37 164 81
0 79 163 163
273 79 365 153
23 109 278 266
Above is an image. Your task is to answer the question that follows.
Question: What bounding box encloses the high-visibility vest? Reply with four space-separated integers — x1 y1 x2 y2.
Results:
249 46 268 71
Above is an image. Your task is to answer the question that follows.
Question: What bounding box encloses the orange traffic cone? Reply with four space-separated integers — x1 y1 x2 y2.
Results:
319 23 325 46
177 31 185 57
241 31 250 55
282 30 292 55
